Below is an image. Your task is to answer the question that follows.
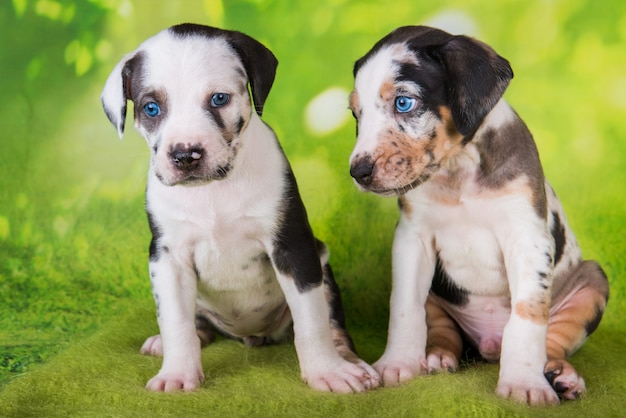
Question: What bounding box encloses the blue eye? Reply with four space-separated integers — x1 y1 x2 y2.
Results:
144 102 161 117
395 96 417 113
210 93 230 107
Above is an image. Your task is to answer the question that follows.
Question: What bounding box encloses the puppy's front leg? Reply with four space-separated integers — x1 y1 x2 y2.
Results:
275 274 377 393
374 220 435 386
496 227 559 405
270 232 378 393
143 257 204 392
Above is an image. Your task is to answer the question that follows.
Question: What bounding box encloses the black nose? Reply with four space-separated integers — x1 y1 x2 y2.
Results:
171 147 203 171
350 158 374 186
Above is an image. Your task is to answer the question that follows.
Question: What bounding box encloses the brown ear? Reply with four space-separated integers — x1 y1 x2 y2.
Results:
227 31 278 116
428 36 513 136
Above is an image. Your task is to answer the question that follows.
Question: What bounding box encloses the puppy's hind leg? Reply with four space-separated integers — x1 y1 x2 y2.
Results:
544 261 609 400
322 264 358 357
425 296 462 373
312 240 355 359
321 261 380 387
195 313 217 348
140 314 215 357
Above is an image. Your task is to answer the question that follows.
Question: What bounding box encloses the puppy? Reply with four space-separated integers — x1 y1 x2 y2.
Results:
348 26 609 405
101 23 378 393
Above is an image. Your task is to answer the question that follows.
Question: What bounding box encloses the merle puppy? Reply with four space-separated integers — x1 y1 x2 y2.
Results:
348 25 608 405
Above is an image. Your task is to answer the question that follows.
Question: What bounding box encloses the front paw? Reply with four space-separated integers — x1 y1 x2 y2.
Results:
373 356 425 387
303 359 380 393
146 368 205 392
496 375 559 406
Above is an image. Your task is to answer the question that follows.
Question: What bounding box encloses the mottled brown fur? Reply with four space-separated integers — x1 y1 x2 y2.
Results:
515 297 550 325
371 106 464 193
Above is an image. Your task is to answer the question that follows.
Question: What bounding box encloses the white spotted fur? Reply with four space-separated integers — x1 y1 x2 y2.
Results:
101 27 379 393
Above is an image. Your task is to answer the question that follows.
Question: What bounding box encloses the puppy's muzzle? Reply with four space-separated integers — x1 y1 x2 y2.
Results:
164 144 231 184
350 157 375 187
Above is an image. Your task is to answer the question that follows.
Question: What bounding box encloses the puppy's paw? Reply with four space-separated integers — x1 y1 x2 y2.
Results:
544 359 586 400
303 359 379 393
373 357 425 387
353 359 381 389
496 375 560 406
146 369 205 392
140 334 163 356
425 347 458 373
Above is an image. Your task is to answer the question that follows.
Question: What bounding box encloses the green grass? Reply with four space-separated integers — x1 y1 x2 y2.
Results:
1 0 625 416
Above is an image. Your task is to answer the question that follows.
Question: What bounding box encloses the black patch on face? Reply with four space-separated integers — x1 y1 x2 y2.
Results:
207 101 226 130
475 121 547 219
431 256 469 306
135 91 168 135
354 26 454 77
396 61 423 85
147 207 162 262
271 166 323 293
395 60 446 116
355 25 513 137
206 92 247 144
235 115 245 135
124 53 170 135
550 211 566 265
170 23 225 39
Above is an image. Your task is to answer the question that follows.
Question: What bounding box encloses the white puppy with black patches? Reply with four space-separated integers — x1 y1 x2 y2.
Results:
349 26 608 405
101 23 379 393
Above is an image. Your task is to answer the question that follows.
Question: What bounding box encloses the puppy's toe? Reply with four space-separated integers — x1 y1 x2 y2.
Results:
146 369 205 392
425 347 459 373
373 358 424 387
140 334 163 356
544 359 586 400
304 359 379 393
354 359 381 389
496 377 560 406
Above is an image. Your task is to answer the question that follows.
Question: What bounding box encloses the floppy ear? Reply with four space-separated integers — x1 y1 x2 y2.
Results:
100 52 139 139
227 31 278 116
428 36 513 136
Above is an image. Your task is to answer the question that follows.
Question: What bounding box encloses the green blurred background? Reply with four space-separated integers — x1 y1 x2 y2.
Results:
1 0 624 415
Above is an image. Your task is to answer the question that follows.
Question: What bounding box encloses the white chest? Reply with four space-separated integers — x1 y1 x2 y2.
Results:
433 217 508 295
146 165 288 336
404 173 536 296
